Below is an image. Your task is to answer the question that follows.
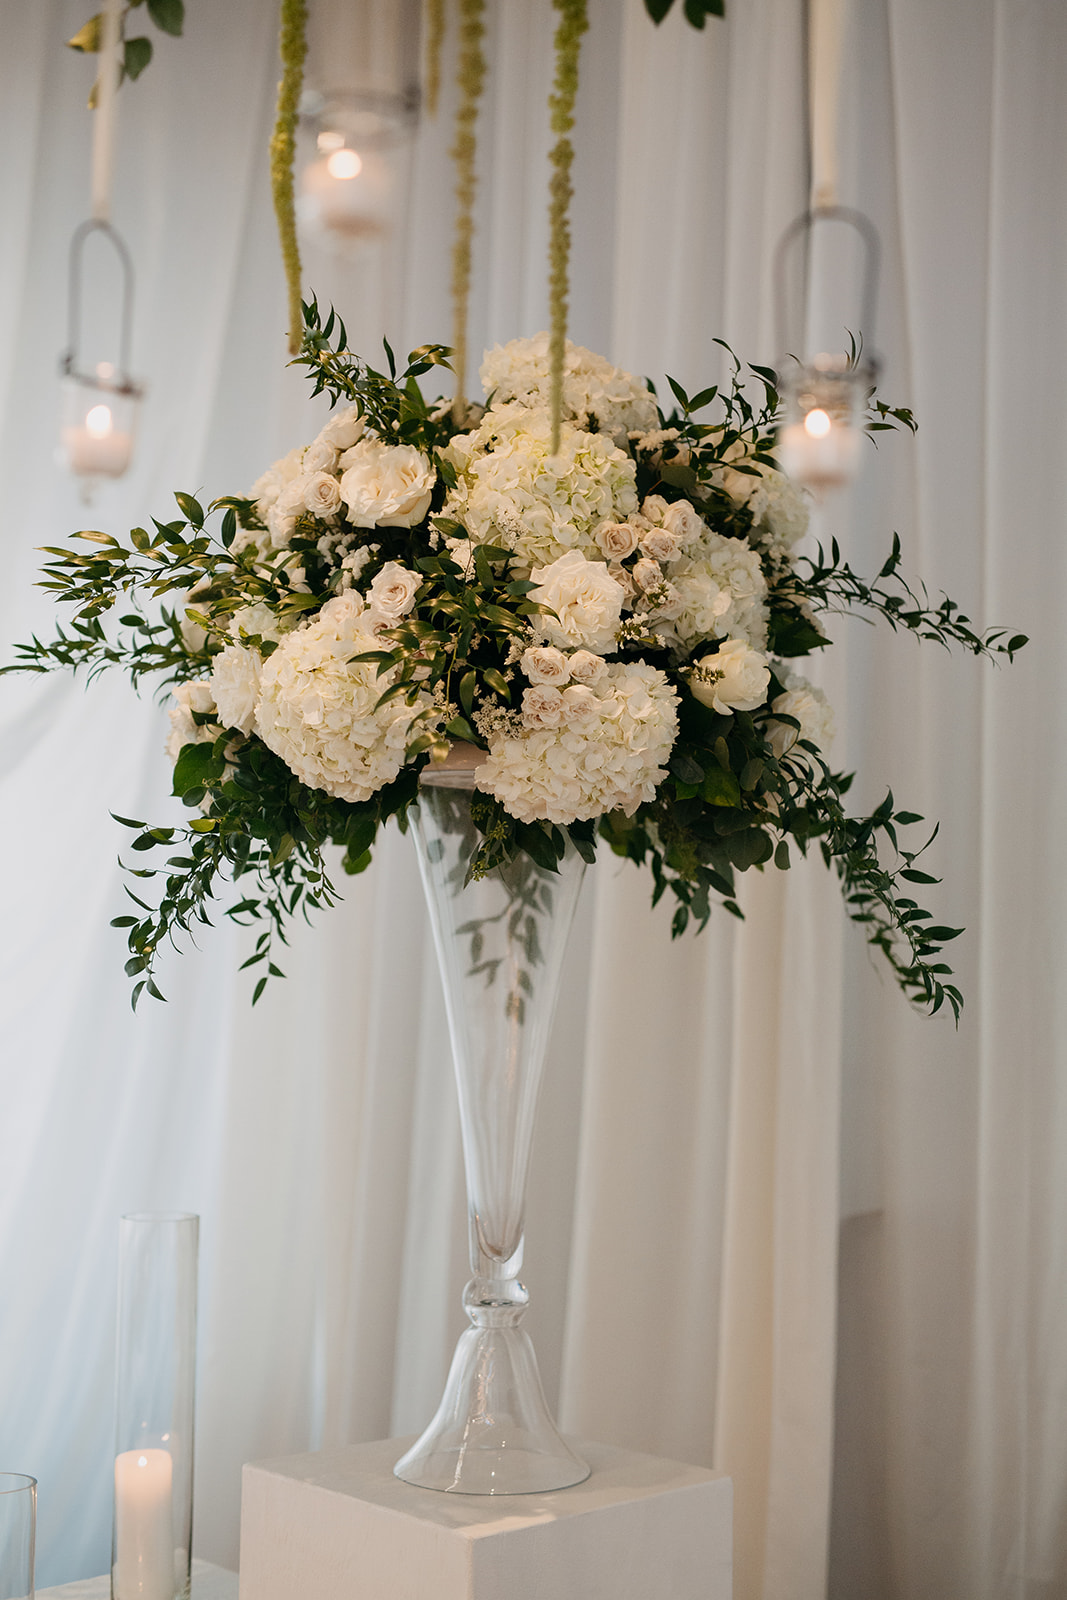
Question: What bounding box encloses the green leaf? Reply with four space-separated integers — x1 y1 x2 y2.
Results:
124 36 153 78
644 0 674 19
172 740 224 797
701 766 741 807
671 750 705 785
174 491 204 526
146 0 184 33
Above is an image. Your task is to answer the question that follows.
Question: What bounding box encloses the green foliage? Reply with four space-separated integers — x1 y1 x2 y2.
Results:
67 0 184 101
4 301 1026 1017
644 0 725 25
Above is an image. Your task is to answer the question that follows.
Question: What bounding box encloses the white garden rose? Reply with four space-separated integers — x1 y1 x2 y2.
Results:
521 645 570 685
340 441 435 528
316 404 366 450
567 649 607 685
594 520 640 560
639 528 681 564
165 681 219 763
476 660 678 825
303 471 343 518
210 644 261 736
522 684 565 728
302 437 340 475
641 494 670 523
689 638 770 715
632 557 663 593
660 500 706 547
767 670 836 758
366 561 420 621
256 594 427 803
529 549 625 653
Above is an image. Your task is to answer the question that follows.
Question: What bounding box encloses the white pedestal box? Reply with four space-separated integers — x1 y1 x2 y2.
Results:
239 1436 732 1600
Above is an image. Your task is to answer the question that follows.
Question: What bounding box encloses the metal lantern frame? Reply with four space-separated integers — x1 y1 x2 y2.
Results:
59 218 144 480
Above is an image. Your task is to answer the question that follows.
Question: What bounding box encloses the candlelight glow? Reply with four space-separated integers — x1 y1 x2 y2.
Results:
326 149 362 181
804 408 832 438
86 404 113 438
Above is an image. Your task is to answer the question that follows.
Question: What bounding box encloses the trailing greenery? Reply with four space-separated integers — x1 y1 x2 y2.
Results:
3 301 1025 1022
546 0 590 453
449 0 487 414
270 0 309 356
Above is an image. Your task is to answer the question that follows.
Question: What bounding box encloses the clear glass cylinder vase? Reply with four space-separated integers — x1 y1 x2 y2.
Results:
112 1213 198 1600
393 777 589 1494
0 1474 35 1600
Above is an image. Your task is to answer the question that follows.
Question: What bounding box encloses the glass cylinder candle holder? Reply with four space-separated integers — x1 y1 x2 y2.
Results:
59 363 142 481
775 352 872 494
112 1213 198 1600
0 1475 36 1600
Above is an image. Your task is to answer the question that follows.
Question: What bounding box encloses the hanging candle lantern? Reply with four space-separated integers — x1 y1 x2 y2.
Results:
59 219 143 484
773 206 881 495
298 0 421 248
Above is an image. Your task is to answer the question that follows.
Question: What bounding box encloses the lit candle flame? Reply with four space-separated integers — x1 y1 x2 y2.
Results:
86 404 114 438
803 408 832 438
326 149 362 181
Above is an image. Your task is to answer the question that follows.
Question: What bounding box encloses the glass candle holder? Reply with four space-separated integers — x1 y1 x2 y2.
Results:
0 1475 36 1600
59 365 141 480
112 1214 198 1600
775 352 871 494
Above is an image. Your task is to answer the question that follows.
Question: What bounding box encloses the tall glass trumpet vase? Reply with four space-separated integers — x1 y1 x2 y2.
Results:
394 770 589 1494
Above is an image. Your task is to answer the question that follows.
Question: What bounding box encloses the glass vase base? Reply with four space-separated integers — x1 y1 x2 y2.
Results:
393 1327 590 1494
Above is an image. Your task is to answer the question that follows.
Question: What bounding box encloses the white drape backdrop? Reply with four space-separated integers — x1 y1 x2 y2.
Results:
1 2 1064 1596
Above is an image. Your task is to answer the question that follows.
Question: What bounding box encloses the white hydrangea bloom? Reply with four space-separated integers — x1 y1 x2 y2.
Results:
255 593 427 803
250 446 304 520
476 661 678 825
479 333 659 437
767 669 836 759
443 404 638 569
666 534 769 652
711 440 810 553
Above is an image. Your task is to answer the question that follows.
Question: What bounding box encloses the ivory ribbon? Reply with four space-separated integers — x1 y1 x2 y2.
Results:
91 0 122 222
808 0 846 209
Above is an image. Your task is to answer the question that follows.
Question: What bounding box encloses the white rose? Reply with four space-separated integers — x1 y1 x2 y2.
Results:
660 500 706 546
567 649 607 685
767 675 836 759
210 644 261 736
303 471 343 517
266 502 296 550
529 549 625 653
165 681 218 763
594 520 640 560
302 438 340 474
522 684 565 728
366 560 420 620
340 441 436 528
641 494 670 522
561 684 599 725
319 591 366 629
276 475 313 518
521 645 570 685
639 528 681 563
317 405 366 450
689 638 770 714
632 557 663 593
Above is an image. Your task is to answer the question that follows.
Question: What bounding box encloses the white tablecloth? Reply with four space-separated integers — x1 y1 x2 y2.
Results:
38 1558 238 1598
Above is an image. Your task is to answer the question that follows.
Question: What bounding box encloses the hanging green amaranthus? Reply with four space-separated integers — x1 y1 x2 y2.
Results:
547 0 589 453
270 0 309 356
449 0 487 415
424 0 446 118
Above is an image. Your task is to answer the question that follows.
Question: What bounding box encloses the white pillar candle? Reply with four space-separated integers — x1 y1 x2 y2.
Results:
113 1447 174 1600
61 421 133 477
776 418 861 493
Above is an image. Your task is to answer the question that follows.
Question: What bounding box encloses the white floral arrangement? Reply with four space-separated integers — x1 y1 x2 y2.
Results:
7 308 1024 1016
